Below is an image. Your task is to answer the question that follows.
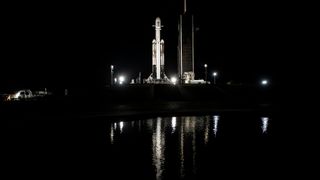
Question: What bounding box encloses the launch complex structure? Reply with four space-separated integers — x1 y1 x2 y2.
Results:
146 0 195 84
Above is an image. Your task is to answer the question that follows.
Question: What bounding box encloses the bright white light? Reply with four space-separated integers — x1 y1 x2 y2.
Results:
114 78 117 83
213 72 217 76
118 76 125 85
261 79 269 85
111 65 114 70
171 77 177 84
204 64 207 68
119 76 125 82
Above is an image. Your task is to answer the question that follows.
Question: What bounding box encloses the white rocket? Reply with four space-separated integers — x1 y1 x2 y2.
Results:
152 17 165 79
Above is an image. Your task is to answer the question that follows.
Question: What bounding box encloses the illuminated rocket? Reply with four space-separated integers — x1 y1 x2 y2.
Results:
146 17 169 83
152 17 165 80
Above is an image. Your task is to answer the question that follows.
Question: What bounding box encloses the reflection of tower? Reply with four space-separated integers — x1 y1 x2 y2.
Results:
178 0 195 83
147 17 169 83
179 116 198 177
204 116 210 145
180 117 185 178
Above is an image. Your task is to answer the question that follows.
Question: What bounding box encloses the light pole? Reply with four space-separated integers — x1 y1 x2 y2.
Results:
213 71 218 85
110 65 114 86
204 64 208 83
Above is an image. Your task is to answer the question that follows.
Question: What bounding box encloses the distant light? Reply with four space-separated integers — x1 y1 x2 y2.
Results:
114 78 117 83
119 76 125 85
204 64 207 68
171 77 177 85
119 76 125 82
213 72 217 76
261 79 269 86
111 65 114 70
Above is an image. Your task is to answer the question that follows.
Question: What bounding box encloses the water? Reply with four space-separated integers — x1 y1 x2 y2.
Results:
5 112 295 179
105 114 274 179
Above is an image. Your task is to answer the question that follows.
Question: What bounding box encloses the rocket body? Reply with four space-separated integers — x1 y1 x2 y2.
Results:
152 17 165 79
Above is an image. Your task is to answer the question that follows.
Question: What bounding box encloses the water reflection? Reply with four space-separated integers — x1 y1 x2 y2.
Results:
191 117 196 175
261 117 269 134
171 117 176 133
138 120 141 132
152 117 165 180
119 121 124 133
110 124 114 144
179 116 198 177
213 115 219 137
204 116 210 145
108 114 272 179
179 117 185 178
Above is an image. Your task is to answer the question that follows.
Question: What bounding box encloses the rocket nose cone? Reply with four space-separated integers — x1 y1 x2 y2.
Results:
155 17 161 26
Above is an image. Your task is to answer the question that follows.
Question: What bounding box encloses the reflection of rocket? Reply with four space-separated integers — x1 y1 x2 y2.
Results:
152 17 165 79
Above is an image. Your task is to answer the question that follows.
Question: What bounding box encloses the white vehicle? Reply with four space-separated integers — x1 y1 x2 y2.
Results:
6 89 33 101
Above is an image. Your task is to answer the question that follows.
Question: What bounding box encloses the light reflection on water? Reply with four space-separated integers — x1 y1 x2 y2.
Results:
119 121 124 133
109 115 271 179
110 124 114 144
152 117 165 180
213 115 220 137
204 117 209 145
171 117 176 133
261 117 269 134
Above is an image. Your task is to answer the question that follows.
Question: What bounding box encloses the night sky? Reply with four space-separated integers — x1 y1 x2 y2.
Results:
1 1 287 89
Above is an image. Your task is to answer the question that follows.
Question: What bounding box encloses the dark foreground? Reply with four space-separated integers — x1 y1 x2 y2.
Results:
4 113 270 178
1 85 315 179
2 109 315 179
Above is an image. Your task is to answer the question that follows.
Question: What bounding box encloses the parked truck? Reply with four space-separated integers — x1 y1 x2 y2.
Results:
4 89 51 101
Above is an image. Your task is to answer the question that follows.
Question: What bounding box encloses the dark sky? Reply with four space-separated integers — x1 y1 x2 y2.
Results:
1 0 287 89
